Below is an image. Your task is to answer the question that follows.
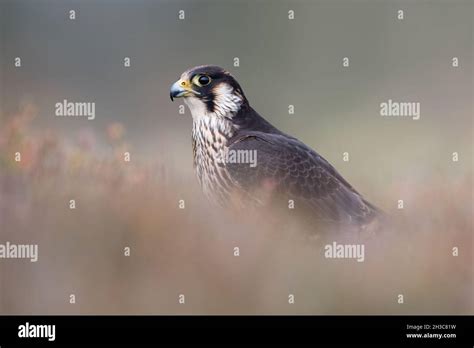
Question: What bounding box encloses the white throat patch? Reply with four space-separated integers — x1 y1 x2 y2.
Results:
184 96 208 121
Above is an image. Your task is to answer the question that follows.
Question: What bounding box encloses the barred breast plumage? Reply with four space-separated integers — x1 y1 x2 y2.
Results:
191 114 236 204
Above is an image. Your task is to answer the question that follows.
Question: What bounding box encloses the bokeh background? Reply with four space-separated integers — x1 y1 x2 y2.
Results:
0 0 472 314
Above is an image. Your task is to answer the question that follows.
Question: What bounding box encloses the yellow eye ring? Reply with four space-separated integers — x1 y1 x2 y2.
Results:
192 74 211 87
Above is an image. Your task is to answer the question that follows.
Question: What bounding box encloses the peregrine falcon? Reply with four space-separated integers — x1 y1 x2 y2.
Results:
170 65 381 226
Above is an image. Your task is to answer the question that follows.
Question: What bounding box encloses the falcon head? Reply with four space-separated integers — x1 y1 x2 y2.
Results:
170 65 247 118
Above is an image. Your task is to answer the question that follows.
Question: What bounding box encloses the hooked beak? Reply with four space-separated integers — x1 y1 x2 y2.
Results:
170 79 200 101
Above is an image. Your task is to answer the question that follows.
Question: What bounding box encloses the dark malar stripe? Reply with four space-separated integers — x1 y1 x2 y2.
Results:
203 93 215 113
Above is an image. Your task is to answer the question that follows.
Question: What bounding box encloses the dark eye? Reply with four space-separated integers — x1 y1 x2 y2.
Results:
193 74 211 87
198 75 210 85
